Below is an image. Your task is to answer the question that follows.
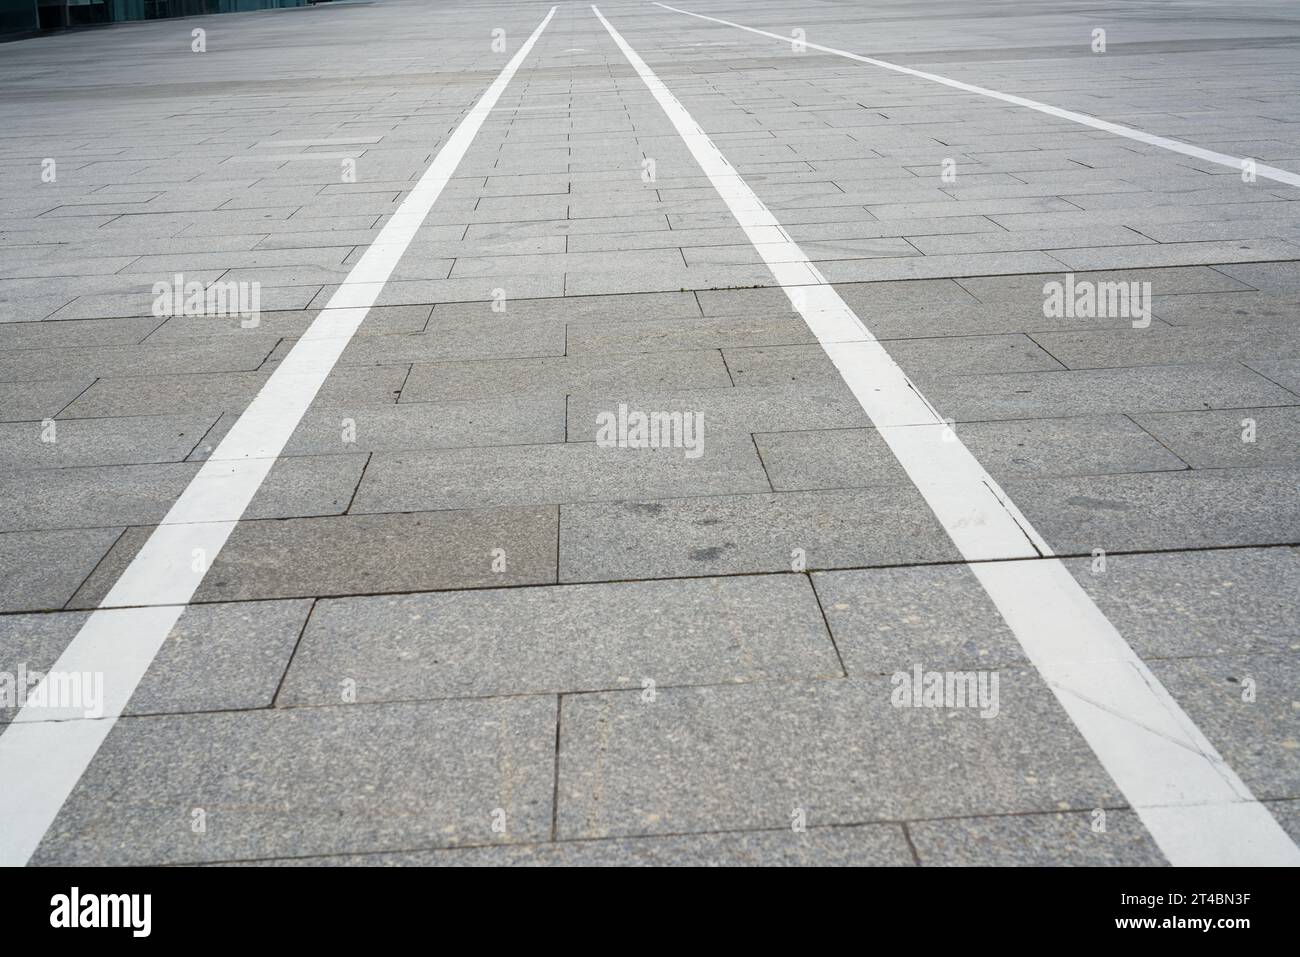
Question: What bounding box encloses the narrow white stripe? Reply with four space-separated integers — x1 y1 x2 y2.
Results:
653 2 1300 189
0 7 557 868
594 5 1300 867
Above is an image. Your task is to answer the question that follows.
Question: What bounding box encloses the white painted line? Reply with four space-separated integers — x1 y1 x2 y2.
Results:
594 5 1300 867
0 6 557 868
653 2 1300 190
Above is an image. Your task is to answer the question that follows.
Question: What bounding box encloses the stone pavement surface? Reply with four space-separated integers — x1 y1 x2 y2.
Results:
0 0 1298 866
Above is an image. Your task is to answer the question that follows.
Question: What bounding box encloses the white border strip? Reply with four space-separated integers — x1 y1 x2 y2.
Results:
0 6 557 868
653 1 1300 189
594 5 1300 866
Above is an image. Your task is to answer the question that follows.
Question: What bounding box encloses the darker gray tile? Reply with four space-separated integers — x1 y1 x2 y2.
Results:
72 507 558 606
560 488 961 582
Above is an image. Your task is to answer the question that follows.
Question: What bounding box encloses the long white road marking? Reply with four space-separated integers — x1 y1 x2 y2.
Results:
653 2 1300 190
593 5 1300 867
0 7 557 868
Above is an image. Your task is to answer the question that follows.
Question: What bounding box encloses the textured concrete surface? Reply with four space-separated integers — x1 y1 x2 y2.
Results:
2 0 1298 865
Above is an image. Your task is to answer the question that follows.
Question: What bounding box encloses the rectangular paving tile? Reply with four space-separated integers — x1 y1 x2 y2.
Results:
30 697 557 865
352 436 769 512
242 824 915 866
1006 467 1300 553
1131 406 1300 468
279 575 840 705
0 338 277 383
332 318 567 365
557 677 1122 838
560 488 961 582
0 527 122 613
915 362 1296 422
566 382 868 438
756 415 1186 491
0 316 159 350
698 278 975 316
196 396 568 461
0 599 310 726
909 810 1166 866
1152 292 1300 327
430 291 701 324
0 378 91 422
1030 322 1300 369
957 266 1252 303
1066 547 1300 659
400 351 733 402
64 365 407 418
566 314 815 355
71 506 558 606
0 413 215 470
745 342 1043 393
0 454 364 532
812 565 1028 675
148 304 432 340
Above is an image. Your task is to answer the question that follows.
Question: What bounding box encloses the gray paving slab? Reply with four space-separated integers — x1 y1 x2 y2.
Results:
0 378 91 422
236 825 915 866
0 527 122 613
330 318 567 365
64 365 408 418
30 697 558 865
698 279 976 316
279 575 840 705
1006 468 1300 553
566 383 868 438
0 454 364 533
909 810 1167 866
957 267 1253 303
915 362 1297 422
1214 261 1300 293
557 676 1121 839
1030 322 1300 369
0 599 310 726
148 305 432 340
400 351 734 402
812 565 1028 675
566 314 816 355
1065 548 1300 659
1132 406 1300 468
756 414 1186 492
352 436 770 513
196 396 567 461
0 316 160 350
725 336 1063 387
1243 358 1300 398
1152 292 1300 326
0 413 215 470
71 507 559 607
1051 239 1299 273
560 488 960 582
